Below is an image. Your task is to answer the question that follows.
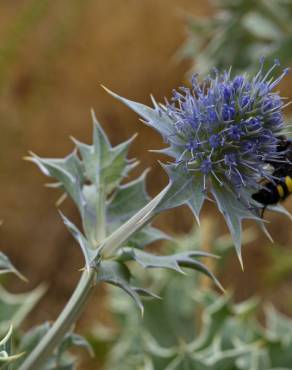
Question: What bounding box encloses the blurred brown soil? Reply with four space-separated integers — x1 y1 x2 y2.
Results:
1 1 292 369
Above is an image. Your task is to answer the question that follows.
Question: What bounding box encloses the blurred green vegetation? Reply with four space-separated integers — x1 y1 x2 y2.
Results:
89 226 292 370
180 0 292 75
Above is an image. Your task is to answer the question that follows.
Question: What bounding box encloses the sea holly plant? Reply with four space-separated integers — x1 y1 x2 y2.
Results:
17 60 291 370
18 111 220 370
105 59 291 266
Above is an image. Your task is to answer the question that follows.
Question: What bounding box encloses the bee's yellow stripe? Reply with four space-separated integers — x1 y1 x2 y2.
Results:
277 184 285 198
285 176 292 193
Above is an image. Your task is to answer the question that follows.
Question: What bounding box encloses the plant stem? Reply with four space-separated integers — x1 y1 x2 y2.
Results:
18 185 169 370
18 268 96 370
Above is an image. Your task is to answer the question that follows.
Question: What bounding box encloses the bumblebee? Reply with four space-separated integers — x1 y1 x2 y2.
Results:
252 136 292 212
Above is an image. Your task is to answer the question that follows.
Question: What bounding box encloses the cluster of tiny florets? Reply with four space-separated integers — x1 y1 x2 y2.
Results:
164 60 289 191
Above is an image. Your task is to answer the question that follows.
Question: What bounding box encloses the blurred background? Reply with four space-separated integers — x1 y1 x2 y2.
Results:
2 0 292 368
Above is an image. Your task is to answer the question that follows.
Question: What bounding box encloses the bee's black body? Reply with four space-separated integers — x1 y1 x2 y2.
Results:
252 136 292 209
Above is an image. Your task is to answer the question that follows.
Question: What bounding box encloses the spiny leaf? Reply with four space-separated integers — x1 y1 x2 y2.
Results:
28 150 83 209
60 213 97 269
99 186 169 258
0 252 26 281
29 112 143 251
56 332 94 362
76 112 138 194
126 226 171 249
117 247 223 292
117 248 184 274
101 87 179 142
106 170 150 225
96 261 157 315
156 163 205 223
211 180 261 269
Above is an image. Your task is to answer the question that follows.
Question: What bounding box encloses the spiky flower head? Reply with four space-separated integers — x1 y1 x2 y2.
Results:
106 59 291 265
165 59 289 192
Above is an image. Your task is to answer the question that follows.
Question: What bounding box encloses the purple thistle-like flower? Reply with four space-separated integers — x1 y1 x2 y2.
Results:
104 59 291 266
164 60 289 193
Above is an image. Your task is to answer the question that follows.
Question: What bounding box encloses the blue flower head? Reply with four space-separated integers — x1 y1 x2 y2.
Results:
105 59 291 266
164 60 288 193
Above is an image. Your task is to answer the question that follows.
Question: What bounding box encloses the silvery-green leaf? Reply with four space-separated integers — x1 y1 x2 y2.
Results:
96 261 156 314
102 87 180 143
0 252 26 281
29 114 140 249
211 180 261 268
107 171 150 225
80 183 100 245
75 112 138 194
101 137 138 195
117 247 223 291
28 151 83 209
56 332 93 362
92 113 138 192
177 254 224 292
155 163 205 223
126 226 170 249
0 284 46 334
117 248 184 274
60 213 97 270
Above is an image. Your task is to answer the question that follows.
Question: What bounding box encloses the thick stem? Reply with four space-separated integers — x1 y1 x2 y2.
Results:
18 269 96 370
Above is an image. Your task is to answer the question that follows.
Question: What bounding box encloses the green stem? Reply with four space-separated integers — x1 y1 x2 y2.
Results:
18 269 96 370
18 185 169 370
